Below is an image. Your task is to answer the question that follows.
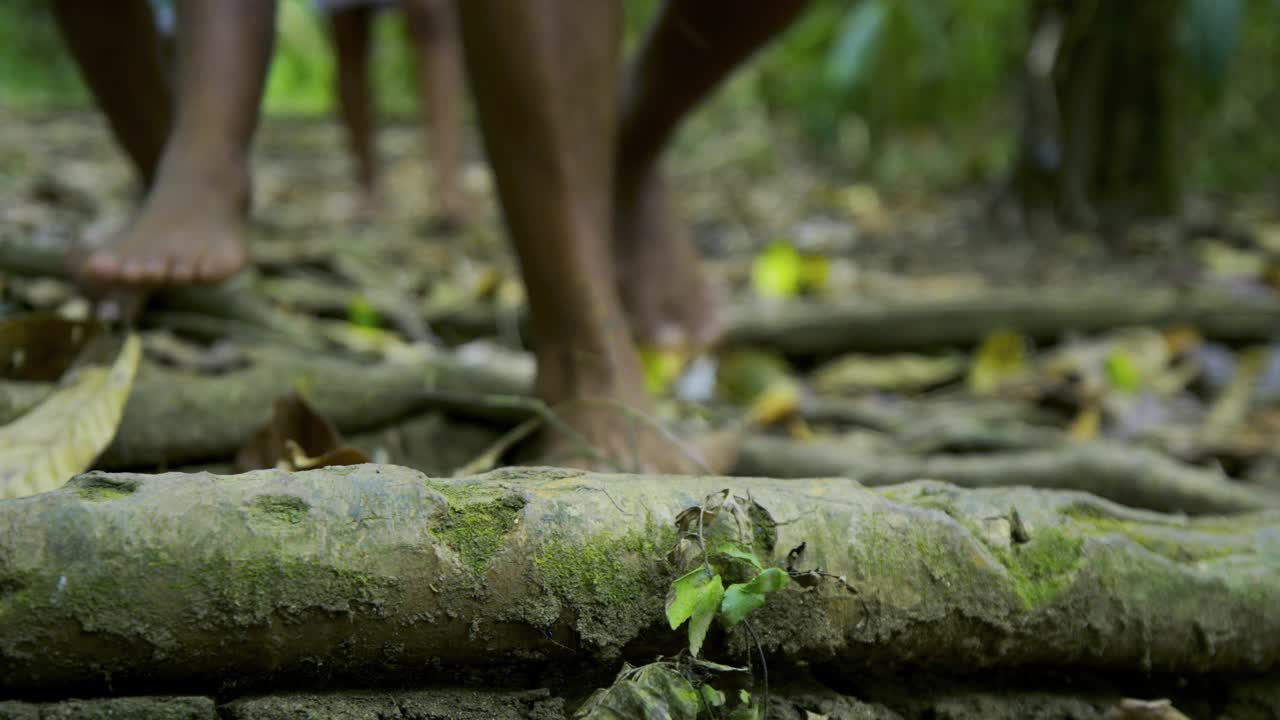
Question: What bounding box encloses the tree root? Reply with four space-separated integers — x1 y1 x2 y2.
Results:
736 434 1280 514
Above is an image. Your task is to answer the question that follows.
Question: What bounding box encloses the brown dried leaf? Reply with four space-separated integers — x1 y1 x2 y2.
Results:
0 313 104 382
235 391 367 472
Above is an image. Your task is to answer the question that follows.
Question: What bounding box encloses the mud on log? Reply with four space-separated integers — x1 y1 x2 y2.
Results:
2 465 1278 697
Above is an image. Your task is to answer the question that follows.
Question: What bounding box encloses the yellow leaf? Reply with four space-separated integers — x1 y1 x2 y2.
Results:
746 379 801 428
1069 402 1101 441
1200 241 1266 278
0 334 141 499
640 346 689 395
786 417 815 441
321 321 412 357
838 184 883 221
800 254 830 292
751 242 803 299
967 329 1028 395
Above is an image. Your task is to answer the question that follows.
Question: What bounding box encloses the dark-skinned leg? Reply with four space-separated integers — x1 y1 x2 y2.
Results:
77 0 275 287
329 5 383 220
51 0 172 187
615 0 811 349
402 0 470 228
456 0 696 472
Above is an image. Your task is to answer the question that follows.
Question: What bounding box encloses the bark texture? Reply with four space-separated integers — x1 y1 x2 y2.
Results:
2 465 1278 697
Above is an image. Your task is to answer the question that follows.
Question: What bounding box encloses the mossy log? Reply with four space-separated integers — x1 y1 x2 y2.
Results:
735 435 1280 515
3 465 1279 697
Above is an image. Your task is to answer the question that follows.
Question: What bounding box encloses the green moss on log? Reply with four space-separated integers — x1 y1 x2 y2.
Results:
996 531 1086 609
427 481 527 575
74 476 139 503
533 518 677 652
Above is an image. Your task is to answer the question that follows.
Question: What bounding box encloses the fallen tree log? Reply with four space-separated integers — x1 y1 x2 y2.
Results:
0 335 1258 514
735 435 1280 515
0 335 1252 513
98 346 527 469
424 288 1280 356
725 290 1280 355
0 241 322 350
3 465 1278 696
7 242 1279 357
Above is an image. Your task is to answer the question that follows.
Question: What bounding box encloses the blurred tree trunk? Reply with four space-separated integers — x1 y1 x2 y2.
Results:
1014 0 1179 226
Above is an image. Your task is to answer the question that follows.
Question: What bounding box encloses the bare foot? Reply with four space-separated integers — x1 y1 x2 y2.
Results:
426 187 475 233
614 171 723 351
525 338 708 474
74 156 249 288
351 186 386 224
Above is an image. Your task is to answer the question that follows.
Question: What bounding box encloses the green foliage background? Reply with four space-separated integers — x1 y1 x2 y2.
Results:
1 0 1277 192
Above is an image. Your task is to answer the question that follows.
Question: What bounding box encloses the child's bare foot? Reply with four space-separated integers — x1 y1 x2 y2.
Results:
75 156 249 288
614 171 723 351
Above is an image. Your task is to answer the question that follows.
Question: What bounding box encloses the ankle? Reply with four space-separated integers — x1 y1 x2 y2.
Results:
533 333 646 404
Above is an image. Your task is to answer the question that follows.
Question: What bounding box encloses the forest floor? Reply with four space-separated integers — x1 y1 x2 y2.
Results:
2 111 1280 718
3 111 1278 489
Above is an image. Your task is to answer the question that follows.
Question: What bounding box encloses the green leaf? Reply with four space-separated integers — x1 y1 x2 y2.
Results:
575 662 701 720
718 584 771 627
739 689 751 705
666 568 713 630
716 544 764 571
665 568 724 657
1105 350 1142 393
826 0 888 92
720 568 789 628
639 346 689 395
345 296 382 328
700 684 726 708
750 242 803 299
687 574 724 656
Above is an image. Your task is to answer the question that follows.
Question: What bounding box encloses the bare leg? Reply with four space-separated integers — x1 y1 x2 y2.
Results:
328 5 383 220
457 0 695 472
402 0 470 228
51 0 172 187
615 0 810 349
76 0 275 287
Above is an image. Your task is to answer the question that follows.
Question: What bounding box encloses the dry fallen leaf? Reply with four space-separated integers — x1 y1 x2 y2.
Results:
235 391 369 472
281 438 371 472
0 312 103 382
746 379 803 428
968 328 1029 396
0 334 141 499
